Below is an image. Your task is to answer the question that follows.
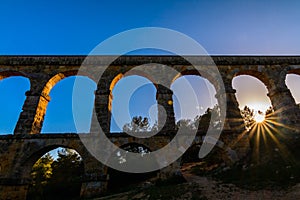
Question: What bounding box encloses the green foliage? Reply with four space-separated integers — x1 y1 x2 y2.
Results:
50 148 83 183
31 153 53 185
27 148 83 200
28 153 54 200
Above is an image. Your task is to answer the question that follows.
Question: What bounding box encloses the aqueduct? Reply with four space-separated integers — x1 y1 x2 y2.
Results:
0 56 300 199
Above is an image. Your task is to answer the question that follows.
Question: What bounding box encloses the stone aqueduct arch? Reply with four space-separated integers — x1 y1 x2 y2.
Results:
0 56 300 199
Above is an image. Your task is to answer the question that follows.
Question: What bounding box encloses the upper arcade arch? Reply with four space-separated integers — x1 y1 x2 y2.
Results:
0 70 29 81
285 73 300 104
0 56 297 135
92 69 159 134
109 70 158 92
109 74 158 132
108 71 158 112
287 68 300 76
232 75 272 113
232 69 272 91
0 74 30 134
33 71 96 134
42 74 96 133
42 70 96 99
172 69 219 90
171 69 226 111
171 74 218 122
285 67 300 120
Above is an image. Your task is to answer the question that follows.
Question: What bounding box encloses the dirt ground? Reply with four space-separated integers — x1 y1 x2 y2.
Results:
95 163 300 200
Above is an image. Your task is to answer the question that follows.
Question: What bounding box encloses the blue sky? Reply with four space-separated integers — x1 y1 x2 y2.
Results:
1 0 300 134
1 0 300 55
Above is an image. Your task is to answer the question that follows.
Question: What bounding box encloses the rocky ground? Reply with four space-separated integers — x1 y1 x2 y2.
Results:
93 163 300 200
181 171 300 200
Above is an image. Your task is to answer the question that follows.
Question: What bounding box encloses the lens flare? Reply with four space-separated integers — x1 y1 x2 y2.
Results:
254 113 265 123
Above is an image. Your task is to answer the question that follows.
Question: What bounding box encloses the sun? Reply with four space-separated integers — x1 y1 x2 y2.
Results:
247 103 269 123
254 113 265 123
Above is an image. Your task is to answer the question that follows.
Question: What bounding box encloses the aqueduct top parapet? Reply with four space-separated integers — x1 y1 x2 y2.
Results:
1 55 300 66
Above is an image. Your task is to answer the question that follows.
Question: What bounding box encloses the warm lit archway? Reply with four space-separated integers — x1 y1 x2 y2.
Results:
110 75 158 133
41 75 96 133
0 75 30 134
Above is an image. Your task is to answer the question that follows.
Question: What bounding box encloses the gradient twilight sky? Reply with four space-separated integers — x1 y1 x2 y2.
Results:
0 0 300 133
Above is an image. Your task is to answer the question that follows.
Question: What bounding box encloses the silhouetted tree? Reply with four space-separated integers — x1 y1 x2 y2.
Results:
241 106 255 130
176 104 221 134
241 105 274 131
265 106 274 116
123 116 157 132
